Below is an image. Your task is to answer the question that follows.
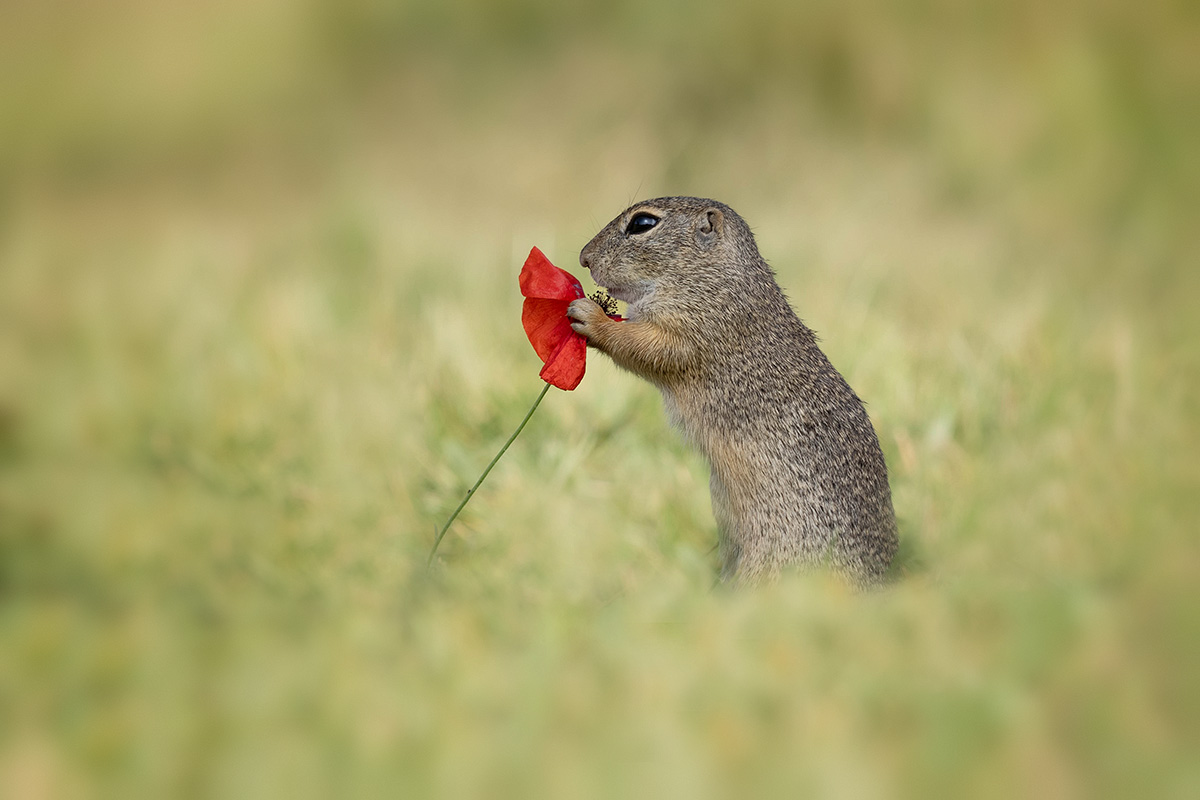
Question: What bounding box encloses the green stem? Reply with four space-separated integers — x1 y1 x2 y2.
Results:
428 381 552 566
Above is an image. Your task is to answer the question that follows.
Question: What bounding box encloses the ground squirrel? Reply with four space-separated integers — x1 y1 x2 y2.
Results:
567 197 898 585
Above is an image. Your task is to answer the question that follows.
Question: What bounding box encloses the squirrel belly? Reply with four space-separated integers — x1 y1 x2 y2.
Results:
568 197 899 585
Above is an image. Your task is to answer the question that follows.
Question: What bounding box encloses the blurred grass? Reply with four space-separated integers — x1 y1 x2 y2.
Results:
1 0 1199 798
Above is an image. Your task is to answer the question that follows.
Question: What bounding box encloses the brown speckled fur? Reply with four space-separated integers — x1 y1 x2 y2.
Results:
567 197 898 585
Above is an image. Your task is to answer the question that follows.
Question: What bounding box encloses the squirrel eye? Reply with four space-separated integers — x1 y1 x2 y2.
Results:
625 213 660 235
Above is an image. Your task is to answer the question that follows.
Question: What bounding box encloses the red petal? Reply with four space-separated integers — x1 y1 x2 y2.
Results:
519 247 584 301
540 329 586 391
519 247 588 391
522 298 574 363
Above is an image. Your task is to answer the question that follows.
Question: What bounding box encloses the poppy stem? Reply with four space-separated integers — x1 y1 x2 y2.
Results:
428 381 553 566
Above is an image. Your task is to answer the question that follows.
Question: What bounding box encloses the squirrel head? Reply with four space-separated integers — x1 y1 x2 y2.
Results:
579 197 770 320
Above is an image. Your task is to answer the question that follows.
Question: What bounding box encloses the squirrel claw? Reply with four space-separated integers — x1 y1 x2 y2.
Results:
567 297 605 338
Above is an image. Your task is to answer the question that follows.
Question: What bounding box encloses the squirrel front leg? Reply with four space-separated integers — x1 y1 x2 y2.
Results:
567 298 699 380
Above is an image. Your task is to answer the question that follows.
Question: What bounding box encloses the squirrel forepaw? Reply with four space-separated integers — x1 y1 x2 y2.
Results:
567 298 606 340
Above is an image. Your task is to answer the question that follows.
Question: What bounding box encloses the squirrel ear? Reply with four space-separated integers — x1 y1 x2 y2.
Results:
697 208 724 244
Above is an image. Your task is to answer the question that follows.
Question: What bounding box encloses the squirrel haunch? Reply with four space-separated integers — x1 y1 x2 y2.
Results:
567 197 898 585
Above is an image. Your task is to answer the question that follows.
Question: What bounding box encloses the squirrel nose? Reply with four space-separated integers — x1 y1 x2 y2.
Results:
579 252 591 271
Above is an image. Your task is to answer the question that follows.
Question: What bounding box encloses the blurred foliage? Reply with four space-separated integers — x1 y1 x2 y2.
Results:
1 0 1198 798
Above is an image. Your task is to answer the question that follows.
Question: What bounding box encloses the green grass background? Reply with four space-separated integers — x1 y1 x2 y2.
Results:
2 1 1198 797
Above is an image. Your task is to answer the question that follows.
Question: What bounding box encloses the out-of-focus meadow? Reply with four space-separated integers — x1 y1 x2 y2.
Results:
2 0 1198 797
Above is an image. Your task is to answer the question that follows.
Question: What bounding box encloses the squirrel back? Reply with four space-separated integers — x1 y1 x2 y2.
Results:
567 197 898 584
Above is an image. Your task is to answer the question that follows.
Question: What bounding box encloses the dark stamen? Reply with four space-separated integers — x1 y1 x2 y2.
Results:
590 290 619 316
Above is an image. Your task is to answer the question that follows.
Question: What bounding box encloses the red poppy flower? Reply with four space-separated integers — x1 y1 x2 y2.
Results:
519 247 588 390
